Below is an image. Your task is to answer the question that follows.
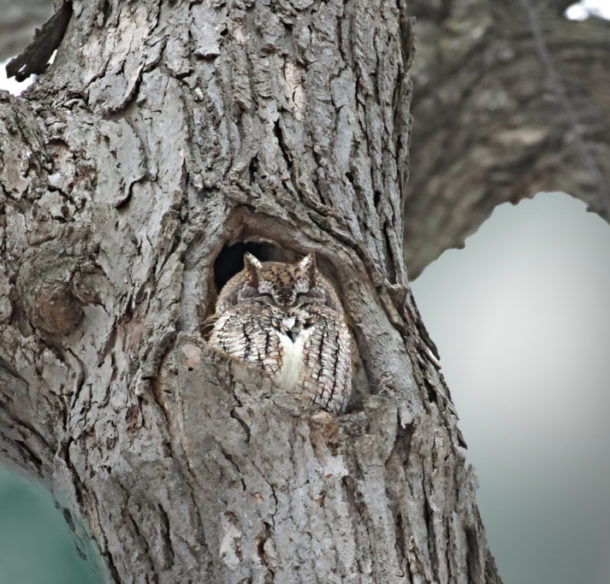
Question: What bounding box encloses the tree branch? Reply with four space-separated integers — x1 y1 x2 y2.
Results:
6 1 72 81
0 0 52 63
406 0 610 277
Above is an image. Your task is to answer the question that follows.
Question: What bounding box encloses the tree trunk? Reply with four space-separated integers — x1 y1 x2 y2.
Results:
1 1 500 582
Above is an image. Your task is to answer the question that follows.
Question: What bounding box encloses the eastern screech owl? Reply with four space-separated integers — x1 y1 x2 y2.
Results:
208 253 352 413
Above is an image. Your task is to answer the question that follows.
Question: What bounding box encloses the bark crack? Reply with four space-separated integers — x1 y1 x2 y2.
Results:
158 503 175 568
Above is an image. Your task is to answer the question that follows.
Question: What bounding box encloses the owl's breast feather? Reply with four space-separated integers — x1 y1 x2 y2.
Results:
274 319 314 390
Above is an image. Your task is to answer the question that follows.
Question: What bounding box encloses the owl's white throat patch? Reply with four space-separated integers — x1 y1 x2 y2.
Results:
275 317 313 390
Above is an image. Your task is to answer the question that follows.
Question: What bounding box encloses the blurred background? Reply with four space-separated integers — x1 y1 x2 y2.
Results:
1 1 609 583
0 466 100 584
412 192 610 584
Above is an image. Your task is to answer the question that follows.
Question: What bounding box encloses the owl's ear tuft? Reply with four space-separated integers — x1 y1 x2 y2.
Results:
243 253 262 286
298 254 316 287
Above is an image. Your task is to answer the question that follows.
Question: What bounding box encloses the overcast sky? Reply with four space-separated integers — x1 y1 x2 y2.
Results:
413 193 610 584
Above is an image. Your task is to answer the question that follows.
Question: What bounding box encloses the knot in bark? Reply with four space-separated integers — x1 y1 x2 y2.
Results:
16 234 100 336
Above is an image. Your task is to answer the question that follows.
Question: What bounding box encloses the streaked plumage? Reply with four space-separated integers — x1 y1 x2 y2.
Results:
208 254 351 413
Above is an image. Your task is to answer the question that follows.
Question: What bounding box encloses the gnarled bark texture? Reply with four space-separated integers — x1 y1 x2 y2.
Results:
4 1 610 280
0 1 502 583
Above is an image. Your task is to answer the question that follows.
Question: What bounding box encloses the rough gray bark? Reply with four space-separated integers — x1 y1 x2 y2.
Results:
4 1 610 280
1 1 500 583
407 0 610 277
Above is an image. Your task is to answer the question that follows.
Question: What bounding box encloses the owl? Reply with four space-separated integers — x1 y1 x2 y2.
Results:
208 253 352 414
